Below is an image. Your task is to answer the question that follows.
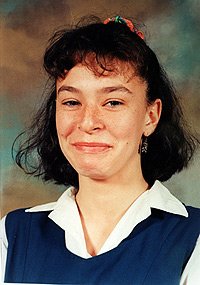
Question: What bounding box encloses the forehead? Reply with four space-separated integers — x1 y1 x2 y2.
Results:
56 63 147 102
57 59 144 86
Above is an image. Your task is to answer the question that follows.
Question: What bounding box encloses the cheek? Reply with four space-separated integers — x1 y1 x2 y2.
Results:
56 111 75 138
110 110 145 141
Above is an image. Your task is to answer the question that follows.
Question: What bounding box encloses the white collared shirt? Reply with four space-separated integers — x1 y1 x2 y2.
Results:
1 181 200 284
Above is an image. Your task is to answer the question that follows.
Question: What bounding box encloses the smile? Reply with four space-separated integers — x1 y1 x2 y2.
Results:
72 142 112 153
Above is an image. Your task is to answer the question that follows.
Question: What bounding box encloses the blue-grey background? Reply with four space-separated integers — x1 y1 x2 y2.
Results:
1 0 200 217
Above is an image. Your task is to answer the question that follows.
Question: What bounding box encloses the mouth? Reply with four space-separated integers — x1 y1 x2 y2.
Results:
72 142 112 153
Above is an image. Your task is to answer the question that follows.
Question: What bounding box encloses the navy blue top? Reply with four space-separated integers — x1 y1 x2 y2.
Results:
5 206 200 284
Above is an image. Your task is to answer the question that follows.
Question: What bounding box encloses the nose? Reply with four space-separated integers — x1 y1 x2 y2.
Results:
77 105 104 134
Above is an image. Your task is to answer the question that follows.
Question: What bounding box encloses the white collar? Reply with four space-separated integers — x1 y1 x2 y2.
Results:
26 181 188 258
148 180 188 216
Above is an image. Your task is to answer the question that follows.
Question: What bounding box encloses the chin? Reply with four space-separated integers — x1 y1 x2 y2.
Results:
77 164 111 180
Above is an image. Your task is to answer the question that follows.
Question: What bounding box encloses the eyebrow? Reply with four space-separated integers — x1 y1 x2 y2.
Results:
57 85 81 94
99 86 133 95
57 84 133 96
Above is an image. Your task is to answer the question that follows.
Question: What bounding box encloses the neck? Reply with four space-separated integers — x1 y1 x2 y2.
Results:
76 169 148 220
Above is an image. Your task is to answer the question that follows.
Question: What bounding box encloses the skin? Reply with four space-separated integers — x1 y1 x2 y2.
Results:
56 63 161 256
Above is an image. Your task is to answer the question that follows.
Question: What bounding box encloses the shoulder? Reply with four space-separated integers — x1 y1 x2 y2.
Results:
5 208 31 229
3 190 71 242
172 205 200 248
5 200 57 223
184 206 200 224
5 208 52 242
6 207 49 222
185 205 200 215
183 206 200 229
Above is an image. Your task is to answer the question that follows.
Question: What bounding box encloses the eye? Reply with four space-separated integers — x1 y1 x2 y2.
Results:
62 100 81 107
105 100 123 107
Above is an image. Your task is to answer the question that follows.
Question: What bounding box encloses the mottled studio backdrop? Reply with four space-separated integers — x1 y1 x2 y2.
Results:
1 0 200 217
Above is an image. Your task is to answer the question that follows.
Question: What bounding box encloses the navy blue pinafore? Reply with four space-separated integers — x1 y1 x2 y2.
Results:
4 206 200 284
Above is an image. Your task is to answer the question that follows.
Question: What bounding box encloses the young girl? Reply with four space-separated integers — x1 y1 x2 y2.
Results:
1 15 200 284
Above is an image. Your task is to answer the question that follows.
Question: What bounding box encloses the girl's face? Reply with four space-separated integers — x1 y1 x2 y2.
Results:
56 64 161 181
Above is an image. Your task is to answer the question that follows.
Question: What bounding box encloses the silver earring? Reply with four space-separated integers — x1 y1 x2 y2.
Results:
141 136 148 153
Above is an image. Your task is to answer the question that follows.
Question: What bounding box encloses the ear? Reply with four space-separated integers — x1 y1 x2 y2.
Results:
143 99 162 136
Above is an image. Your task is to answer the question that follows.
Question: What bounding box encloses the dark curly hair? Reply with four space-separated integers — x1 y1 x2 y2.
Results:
13 16 199 188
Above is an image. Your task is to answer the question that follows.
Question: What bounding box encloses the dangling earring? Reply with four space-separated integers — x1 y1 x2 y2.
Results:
138 138 142 154
141 136 148 154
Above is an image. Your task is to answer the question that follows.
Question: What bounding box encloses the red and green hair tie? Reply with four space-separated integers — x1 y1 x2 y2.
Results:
104 15 144 40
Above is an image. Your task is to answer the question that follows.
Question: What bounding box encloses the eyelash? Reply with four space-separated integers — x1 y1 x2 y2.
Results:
105 100 123 107
62 100 81 106
61 100 123 108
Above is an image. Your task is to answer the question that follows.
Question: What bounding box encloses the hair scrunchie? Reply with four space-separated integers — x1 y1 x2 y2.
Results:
104 15 144 39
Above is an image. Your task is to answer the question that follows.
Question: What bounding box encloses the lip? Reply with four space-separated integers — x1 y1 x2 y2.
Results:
72 142 112 153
